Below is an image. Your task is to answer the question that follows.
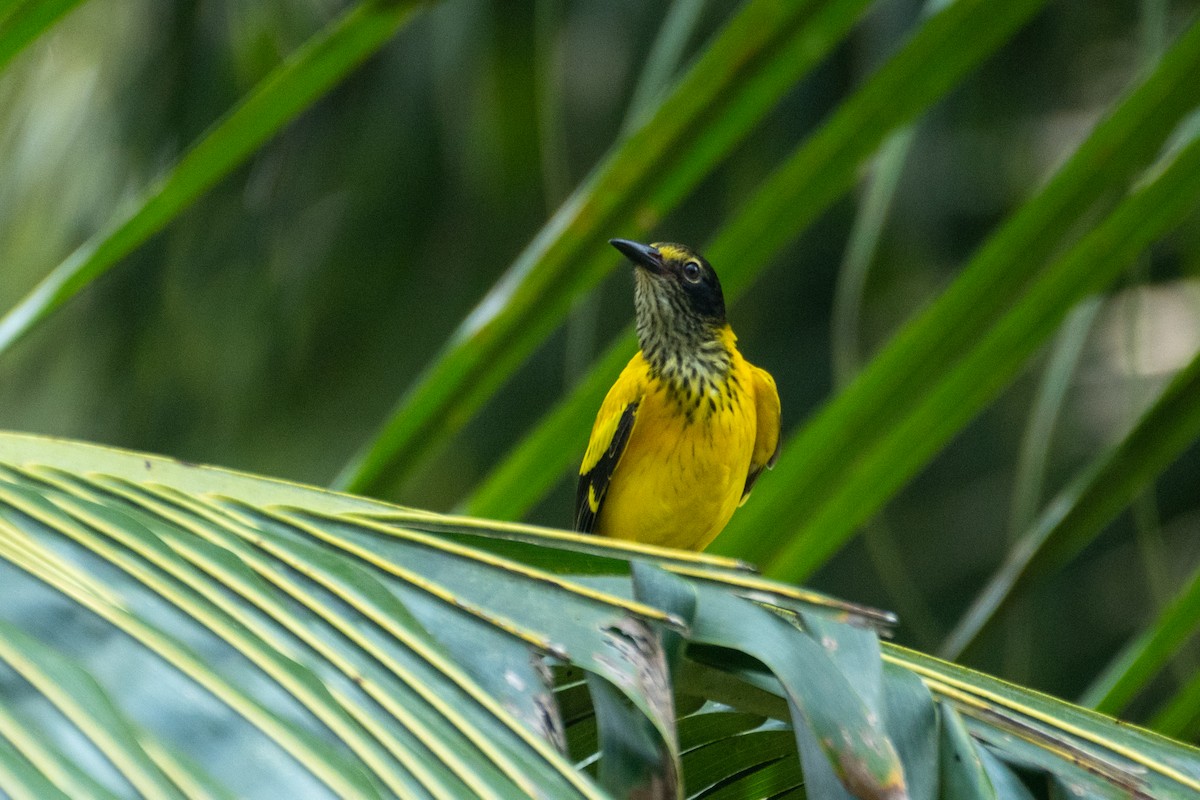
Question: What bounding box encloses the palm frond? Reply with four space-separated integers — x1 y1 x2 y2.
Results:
0 0 425 355
3 432 1197 798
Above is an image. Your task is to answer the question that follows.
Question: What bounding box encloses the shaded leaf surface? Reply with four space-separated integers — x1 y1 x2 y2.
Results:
2 432 1199 799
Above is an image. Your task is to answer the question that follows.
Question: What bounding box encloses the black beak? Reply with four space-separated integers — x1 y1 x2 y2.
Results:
610 239 665 274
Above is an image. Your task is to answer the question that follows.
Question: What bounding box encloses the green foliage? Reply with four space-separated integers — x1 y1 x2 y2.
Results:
2 0 1200 795
3 432 1198 798
333 0 882 494
0 1 424 354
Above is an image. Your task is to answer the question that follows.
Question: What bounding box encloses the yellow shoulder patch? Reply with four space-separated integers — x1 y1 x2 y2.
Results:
740 364 782 503
750 365 781 470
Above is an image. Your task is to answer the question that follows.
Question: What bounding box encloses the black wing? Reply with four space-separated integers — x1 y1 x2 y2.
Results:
574 400 640 533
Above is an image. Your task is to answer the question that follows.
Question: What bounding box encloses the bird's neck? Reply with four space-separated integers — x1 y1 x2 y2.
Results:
638 317 736 403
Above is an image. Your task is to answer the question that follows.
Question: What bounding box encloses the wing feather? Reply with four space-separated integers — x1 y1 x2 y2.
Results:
741 365 781 504
574 357 645 533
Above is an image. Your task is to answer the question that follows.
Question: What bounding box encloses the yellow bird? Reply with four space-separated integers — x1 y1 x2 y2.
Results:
574 239 781 551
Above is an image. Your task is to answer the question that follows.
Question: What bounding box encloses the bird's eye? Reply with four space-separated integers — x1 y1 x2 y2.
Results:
682 261 702 282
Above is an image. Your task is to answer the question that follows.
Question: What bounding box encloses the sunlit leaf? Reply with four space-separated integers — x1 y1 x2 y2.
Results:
336 0 883 495
718 20 1200 574
5 432 1200 797
0 0 82 71
466 0 1047 521
0 0 425 357
943 345 1200 659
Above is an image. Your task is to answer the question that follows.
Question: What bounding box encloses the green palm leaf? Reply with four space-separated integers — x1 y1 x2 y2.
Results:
466 0 1047 520
334 0 885 495
3 432 1198 798
716 15 1200 573
943 346 1200 661
0 0 425 355
2 1 1199 797
0 0 85 71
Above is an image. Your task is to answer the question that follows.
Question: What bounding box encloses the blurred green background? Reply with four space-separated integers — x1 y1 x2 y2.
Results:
2 0 1199 739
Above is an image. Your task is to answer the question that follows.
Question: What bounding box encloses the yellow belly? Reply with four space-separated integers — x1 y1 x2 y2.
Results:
595 378 755 551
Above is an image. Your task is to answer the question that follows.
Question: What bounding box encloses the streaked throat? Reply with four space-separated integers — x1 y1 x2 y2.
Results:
634 281 733 414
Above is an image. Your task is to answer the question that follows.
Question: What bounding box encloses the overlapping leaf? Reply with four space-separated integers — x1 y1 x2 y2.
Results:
335 0 883 494
0 0 426 356
717 15 1200 574
3 432 1199 798
943 347 1200 661
466 0 1048 521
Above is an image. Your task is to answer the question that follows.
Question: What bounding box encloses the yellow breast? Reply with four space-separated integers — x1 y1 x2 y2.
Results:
595 354 758 550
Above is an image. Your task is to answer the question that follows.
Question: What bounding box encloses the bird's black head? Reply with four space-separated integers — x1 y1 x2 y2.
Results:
609 239 727 325
610 238 732 382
